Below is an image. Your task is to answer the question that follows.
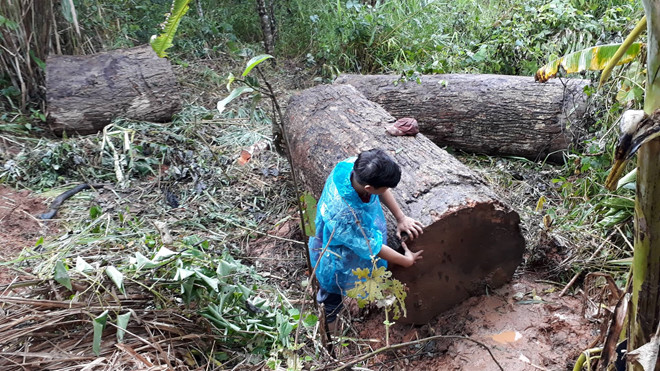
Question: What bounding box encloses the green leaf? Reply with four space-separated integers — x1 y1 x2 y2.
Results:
226 72 235 92
89 205 102 219
29 50 46 69
217 86 254 114
134 252 159 269
195 271 219 291
300 192 317 237
599 197 634 210
92 310 109 356
0 15 19 30
608 258 633 266
105 266 125 294
75 257 94 273
150 0 192 58
599 16 646 87
302 313 318 327
353 267 371 280
217 260 237 276
60 0 75 23
154 246 177 261
536 43 643 83
54 261 72 290
617 168 637 190
597 210 631 228
242 54 273 77
60 0 80 35
175 267 195 280
116 312 131 342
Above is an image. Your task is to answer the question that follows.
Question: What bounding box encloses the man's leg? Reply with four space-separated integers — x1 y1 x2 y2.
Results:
317 288 343 335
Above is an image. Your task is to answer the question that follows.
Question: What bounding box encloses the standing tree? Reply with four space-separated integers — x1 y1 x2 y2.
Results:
255 0 277 57
0 0 53 112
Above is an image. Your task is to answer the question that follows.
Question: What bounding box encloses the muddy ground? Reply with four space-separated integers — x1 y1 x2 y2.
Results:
0 186 54 285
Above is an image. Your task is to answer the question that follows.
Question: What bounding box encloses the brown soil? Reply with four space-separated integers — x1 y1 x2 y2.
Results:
342 276 596 370
0 185 54 285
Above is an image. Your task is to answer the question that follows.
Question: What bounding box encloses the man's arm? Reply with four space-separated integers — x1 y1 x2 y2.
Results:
380 189 424 240
377 242 423 268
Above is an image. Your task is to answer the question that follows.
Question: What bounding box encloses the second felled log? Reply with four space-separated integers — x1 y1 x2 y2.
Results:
335 74 591 162
46 45 181 136
284 84 525 324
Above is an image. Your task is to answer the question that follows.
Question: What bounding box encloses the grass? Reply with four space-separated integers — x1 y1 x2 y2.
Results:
274 0 642 76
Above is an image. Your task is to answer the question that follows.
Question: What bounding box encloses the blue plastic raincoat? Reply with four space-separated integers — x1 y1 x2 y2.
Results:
309 158 388 294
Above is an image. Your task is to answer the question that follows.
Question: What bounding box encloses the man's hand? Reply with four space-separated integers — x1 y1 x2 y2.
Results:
402 242 423 267
396 215 424 241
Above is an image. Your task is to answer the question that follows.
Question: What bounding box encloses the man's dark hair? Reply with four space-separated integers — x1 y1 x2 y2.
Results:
353 149 401 188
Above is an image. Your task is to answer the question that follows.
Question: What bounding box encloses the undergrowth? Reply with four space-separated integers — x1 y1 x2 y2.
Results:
0 99 326 368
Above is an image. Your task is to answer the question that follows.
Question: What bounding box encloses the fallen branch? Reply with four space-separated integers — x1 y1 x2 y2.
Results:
331 334 504 371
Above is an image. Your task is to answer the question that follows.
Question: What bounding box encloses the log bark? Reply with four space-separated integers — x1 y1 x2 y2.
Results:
46 44 181 136
335 74 591 162
284 84 525 324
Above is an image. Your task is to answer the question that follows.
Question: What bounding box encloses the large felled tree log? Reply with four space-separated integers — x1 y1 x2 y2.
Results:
335 74 590 162
46 45 181 135
285 84 525 324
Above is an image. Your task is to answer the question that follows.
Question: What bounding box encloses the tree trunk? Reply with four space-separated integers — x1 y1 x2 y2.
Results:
335 74 591 163
284 84 525 324
46 44 182 136
256 0 276 57
630 2 660 370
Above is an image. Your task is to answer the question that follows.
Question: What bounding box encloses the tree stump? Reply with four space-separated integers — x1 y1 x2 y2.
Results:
335 74 591 162
284 84 525 324
46 44 181 135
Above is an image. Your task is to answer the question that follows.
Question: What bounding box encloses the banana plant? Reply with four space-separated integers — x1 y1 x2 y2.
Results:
625 4 660 370
535 42 643 83
535 16 646 84
537 11 660 371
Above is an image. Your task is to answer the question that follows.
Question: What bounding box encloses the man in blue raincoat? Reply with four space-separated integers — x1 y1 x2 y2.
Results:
309 148 424 333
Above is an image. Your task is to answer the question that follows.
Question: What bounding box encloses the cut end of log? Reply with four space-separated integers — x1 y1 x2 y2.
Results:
392 202 524 325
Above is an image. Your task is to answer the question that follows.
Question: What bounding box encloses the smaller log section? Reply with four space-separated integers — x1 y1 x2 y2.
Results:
284 84 525 324
46 44 181 135
335 74 591 162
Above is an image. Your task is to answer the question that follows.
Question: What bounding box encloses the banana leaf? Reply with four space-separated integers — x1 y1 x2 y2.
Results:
535 43 643 83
